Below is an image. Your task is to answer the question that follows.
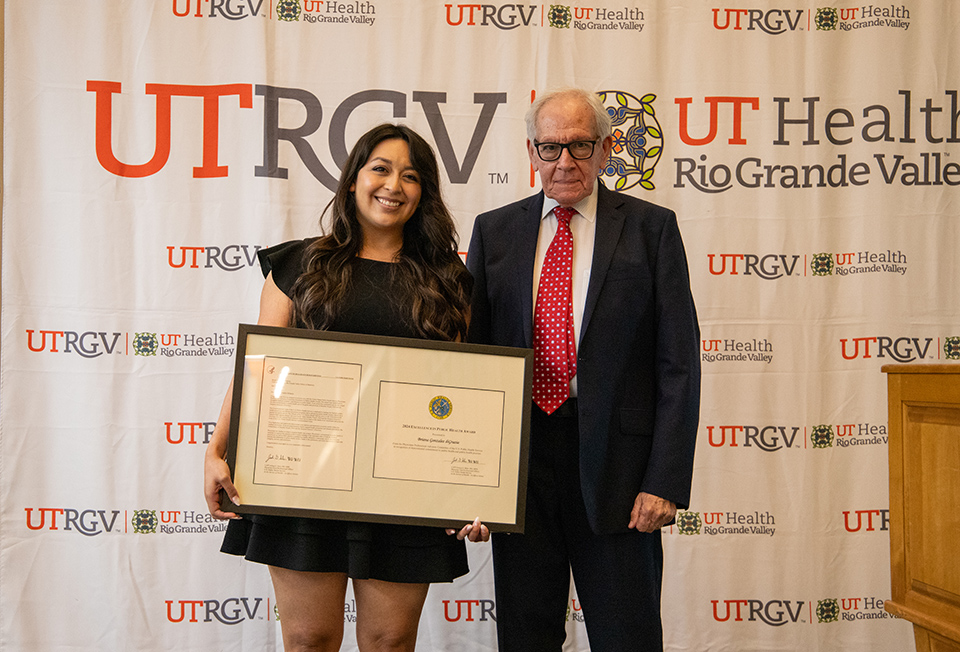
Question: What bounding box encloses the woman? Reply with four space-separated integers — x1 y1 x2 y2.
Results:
204 124 488 652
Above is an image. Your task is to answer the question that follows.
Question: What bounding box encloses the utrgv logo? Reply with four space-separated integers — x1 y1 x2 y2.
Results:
708 254 801 278
166 421 217 445
25 330 123 357
167 245 262 270
842 509 889 532
712 8 805 34
166 598 269 624
839 337 934 362
443 4 537 28
712 599 805 626
706 425 801 451
442 599 497 622
172 0 268 19
86 81 505 190
24 508 124 535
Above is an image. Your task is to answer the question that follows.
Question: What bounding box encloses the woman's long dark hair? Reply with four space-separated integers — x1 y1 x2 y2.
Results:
289 124 472 341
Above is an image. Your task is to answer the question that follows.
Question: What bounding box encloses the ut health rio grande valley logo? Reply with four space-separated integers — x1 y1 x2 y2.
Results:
547 5 572 28
810 424 834 449
944 337 960 360
132 510 158 534
133 332 159 356
598 91 664 191
810 253 834 276
276 0 301 21
815 8 839 30
816 599 840 623
430 396 453 420
676 510 702 535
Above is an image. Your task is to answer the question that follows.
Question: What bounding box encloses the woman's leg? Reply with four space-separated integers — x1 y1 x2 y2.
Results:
269 566 349 652
353 579 430 652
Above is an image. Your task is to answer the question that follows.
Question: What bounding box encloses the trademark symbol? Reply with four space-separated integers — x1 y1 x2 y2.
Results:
488 172 508 184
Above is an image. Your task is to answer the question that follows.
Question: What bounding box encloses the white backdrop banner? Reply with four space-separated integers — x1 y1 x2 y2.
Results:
3 1 958 650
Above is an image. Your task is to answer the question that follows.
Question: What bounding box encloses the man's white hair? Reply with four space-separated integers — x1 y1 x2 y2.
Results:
524 88 613 142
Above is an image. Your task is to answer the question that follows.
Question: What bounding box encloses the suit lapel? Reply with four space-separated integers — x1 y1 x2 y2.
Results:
516 193 544 349
581 184 624 341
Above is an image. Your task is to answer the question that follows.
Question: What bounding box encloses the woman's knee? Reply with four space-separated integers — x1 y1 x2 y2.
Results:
356 624 419 652
281 626 345 652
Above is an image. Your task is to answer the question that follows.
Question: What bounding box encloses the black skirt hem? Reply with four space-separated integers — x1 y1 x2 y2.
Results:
221 517 469 584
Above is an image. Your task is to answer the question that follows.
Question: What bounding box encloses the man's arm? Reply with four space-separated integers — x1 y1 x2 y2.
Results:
637 210 701 515
465 217 491 345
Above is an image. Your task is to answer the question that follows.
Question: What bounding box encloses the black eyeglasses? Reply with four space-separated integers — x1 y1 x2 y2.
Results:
533 140 599 161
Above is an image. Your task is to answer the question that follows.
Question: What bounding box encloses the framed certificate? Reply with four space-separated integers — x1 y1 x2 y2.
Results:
222 324 533 532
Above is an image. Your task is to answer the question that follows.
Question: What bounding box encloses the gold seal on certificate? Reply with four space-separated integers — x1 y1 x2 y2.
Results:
429 395 453 419
223 324 532 532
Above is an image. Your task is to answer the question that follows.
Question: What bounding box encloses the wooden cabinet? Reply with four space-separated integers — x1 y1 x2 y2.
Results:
884 364 960 652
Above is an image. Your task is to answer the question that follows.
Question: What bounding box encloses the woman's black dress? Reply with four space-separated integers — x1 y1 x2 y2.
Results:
220 238 469 583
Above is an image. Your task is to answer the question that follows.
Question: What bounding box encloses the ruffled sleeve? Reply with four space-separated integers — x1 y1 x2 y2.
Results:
256 238 316 298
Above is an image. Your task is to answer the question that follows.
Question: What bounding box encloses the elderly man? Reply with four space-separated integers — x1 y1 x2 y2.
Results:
467 88 701 651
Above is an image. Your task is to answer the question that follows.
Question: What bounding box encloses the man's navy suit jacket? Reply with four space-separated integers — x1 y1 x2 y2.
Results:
467 184 701 534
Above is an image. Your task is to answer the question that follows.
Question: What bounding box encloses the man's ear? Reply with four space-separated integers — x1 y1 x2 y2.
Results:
526 139 540 172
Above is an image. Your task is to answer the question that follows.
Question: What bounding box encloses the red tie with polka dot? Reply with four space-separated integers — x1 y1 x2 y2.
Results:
532 206 577 414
